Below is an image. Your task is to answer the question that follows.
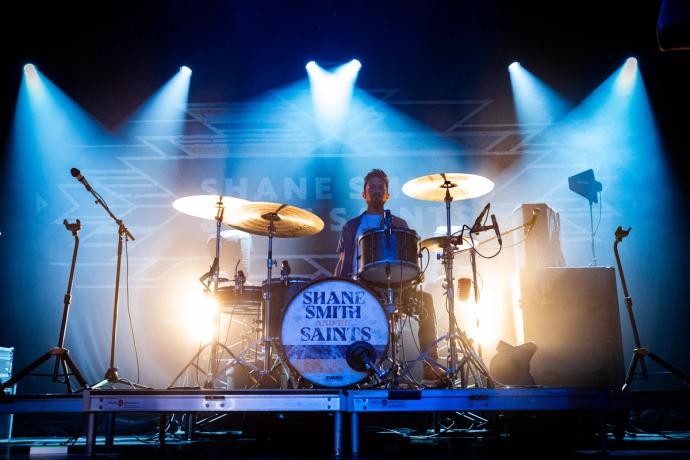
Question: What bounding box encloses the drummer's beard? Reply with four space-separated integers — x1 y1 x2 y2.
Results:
367 193 385 210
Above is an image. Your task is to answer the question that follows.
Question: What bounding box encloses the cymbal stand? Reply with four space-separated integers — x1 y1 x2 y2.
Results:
615 227 690 390
441 182 460 384
0 220 88 394
437 182 493 388
381 265 402 387
255 212 297 388
170 198 260 389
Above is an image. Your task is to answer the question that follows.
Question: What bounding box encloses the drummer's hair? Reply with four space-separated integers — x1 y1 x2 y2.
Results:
363 169 389 191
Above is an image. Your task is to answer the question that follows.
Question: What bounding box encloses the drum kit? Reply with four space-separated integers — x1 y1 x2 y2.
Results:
170 172 500 390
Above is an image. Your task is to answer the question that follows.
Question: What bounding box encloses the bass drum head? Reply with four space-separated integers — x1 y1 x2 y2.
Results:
280 277 388 388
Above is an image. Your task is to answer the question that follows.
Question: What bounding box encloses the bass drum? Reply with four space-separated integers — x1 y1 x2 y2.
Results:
280 278 389 388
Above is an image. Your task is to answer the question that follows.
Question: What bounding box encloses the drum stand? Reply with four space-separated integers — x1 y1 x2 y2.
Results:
255 213 298 389
0 220 89 394
170 199 260 389
436 183 493 388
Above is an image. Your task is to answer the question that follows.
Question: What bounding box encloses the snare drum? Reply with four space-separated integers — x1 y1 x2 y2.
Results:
280 277 389 387
262 277 310 337
358 227 421 285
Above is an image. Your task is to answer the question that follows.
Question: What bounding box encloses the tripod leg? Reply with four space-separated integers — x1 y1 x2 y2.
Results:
647 352 690 385
62 353 89 389
60 357 73 393
622 351 640 390
0 351 53 391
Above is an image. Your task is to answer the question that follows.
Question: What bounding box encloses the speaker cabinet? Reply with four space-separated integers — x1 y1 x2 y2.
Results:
518 267 624 388
512 203 566 270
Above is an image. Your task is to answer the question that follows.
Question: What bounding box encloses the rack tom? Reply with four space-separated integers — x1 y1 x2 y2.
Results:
357 227 421 285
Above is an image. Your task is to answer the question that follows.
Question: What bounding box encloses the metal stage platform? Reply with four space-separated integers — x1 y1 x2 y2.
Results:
1 388 689 454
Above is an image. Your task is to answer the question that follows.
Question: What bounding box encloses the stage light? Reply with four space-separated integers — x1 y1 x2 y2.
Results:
350 59 362 70
23 63 41 89
508 61 520 71
183 289 219 344
306 61 317 71
23 63 37 76
616 57 638 93
179 65 192 76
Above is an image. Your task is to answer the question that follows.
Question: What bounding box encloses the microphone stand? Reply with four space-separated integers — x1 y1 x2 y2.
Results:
0 220 89 394
83 183 148 390
615 227 690 390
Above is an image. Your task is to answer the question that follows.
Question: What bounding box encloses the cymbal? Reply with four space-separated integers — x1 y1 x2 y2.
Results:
402 173 494 202
173 195 249 222
420 235 474 253
225 202 324 238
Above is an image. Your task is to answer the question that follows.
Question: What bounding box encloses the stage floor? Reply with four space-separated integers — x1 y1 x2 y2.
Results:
2 387 690 456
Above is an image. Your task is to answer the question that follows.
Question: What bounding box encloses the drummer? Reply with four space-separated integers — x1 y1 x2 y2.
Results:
334 168 440 382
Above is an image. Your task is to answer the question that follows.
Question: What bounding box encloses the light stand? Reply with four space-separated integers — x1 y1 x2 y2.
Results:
568 169 602 267
614 227 690 390
0 220 88 394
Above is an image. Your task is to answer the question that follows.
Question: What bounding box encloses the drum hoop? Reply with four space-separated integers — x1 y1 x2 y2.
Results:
279 276 389 388
261 277 312 288
357 227 419 243
216 285 263 292
360 259 421 272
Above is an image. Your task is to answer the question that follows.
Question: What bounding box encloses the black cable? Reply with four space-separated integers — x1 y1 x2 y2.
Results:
124 236 141 385
593 190 603 235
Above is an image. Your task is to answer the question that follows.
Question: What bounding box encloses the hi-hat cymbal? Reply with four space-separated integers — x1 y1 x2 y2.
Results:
402 173 494 202
225 202 324 238
420 235 474 253
173 195 249 221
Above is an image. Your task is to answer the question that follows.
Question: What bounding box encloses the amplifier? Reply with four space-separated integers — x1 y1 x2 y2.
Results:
517 267 625 388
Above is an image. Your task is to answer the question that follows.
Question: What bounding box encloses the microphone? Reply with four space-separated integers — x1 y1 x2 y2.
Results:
236 270 246 287
384 209 392 236
70 168 93 192
346 341 385 378
280 260 291 285
491 214 502 246
471 203 490 234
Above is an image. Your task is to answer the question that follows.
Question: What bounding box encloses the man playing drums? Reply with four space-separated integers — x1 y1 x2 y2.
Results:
334 169 441 383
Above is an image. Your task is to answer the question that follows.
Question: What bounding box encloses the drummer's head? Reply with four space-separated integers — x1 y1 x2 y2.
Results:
362 168 390 208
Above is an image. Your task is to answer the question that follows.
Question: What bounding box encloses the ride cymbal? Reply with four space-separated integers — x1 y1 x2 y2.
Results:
172 195 249 221
226 202 324 237
402 173 494 202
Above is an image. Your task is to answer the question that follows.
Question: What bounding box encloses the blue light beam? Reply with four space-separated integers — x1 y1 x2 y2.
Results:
509 62 571 128
306 59 362 135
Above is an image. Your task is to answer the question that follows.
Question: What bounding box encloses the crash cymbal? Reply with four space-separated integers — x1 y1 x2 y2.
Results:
420 235 474 253
225 202 324 237
173 195 249 221
402 173 494 202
